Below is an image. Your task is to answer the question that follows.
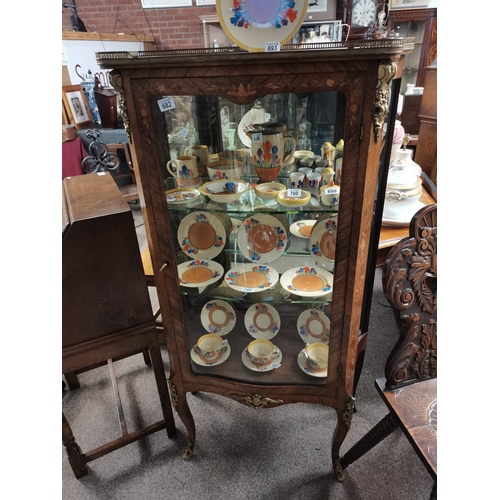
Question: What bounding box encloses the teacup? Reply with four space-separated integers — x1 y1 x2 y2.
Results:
320 185 340 207
194 333 228 360
289 172 305 189
298 167 313 176
207 160 243 180
246 339 280 366
305 342 329 371
184 145 210 174
166 155 200 187
305 171 322 192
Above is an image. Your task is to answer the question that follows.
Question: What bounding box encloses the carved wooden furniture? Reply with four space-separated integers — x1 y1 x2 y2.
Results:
62 172 176 478
341 204 437 497
105 142 140 203
96 39 413 481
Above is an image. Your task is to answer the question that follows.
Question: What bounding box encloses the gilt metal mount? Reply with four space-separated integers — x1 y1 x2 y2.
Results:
231 393 284 410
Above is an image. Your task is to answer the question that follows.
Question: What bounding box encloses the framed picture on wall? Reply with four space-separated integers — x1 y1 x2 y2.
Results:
389 0 431 10
196 0 215 5
62 85 92 130
303 0 336 22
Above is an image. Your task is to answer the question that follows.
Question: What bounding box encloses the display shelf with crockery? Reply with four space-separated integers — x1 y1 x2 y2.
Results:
96 37 414 471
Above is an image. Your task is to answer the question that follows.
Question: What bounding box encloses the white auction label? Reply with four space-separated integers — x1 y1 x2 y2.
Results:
157 97 176 112
287 188 301 198
265 42 280 52
180 128 188 139
323 187 339 195
252 132 263 143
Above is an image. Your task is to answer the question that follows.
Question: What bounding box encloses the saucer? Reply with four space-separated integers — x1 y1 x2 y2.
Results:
201 300 237 336
244 302 281 340
191 344 231 367
297 348 327 378
241 347 282 372
297 308 330 344
309 216 338 271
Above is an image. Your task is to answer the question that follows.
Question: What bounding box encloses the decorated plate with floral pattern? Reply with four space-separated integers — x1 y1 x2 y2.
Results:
177 211 226 260
297 308 330 344
309 216 338 271
244 302 281 340
216 0 308 53
237 214 288 264
224 264 279 293
279 266 333 298
201 300 237 336
177 259 224 288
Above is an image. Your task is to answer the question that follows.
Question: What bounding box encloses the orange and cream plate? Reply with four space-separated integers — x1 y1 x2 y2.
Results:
224 264 279 293
200 300 237 336
177 259 224 288
309 216 338 271
279 266 333 298
290 220 316 239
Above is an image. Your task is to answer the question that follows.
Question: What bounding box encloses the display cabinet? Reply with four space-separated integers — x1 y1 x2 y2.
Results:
96 39 412 481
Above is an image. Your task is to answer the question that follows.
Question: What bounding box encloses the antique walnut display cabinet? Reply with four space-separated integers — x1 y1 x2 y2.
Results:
97 39 411 481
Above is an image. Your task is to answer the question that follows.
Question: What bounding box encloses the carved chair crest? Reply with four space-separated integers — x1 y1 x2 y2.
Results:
382 204 437 390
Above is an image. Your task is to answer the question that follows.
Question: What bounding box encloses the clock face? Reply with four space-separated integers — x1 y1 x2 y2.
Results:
352 0 377 28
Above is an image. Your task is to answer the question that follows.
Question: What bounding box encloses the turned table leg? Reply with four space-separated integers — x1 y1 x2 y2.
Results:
62 412 88 479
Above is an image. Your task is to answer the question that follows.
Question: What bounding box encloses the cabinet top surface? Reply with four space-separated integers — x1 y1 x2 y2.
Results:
96 38 415 69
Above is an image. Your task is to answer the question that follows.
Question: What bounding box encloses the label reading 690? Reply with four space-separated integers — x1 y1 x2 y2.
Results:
157 97 176 112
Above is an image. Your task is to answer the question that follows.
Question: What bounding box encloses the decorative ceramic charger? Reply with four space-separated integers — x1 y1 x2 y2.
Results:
177 211 226 259
241 346 282 372
309 216 338 271
201 300 237 336
244 302 281 340
290 220 316 239
224 264 279 293
237 214 288 264
216 0 308 53
297 308 330 344
177 259 224 288
297 348 327 378
382 201 426 227
238 107 267 148
280 266 333 298
191 344 231 367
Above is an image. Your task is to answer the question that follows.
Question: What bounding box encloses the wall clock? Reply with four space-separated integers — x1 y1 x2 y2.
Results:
351 0 377 28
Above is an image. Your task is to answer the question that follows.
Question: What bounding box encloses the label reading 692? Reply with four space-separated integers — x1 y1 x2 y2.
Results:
157 97 176 112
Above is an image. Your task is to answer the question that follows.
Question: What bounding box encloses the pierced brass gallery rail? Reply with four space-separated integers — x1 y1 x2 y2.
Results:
232 393 284 409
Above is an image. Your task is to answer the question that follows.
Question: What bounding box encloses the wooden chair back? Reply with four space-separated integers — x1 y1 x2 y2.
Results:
105 143 140 203
382 204 437 390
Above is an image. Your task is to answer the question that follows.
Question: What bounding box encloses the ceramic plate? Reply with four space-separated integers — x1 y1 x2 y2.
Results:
297 348 327 378
241 346 282 372
200 300 237 336
309 216 338 271
297 308 330 344
165 187 201 206
177 259 224 288
382 201 426 227
216 0 308 53
290 220 316 239
230 217 242 235
280 266 333 298
224 264 279 293
178 211 226 259
191 344 231 367
244 303 281 340
237 214 288 264
237 107 267 148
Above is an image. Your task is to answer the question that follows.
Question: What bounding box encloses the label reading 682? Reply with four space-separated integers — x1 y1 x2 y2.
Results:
157 97 176 112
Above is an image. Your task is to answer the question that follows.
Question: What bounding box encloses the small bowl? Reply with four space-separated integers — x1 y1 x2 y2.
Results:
277 189 311 208
320 185 340 208
255 182 287 200
165 187 202 207
207 160 243 181
200 179 250 203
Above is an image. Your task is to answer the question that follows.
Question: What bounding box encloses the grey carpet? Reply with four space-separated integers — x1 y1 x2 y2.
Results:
62 207 434 499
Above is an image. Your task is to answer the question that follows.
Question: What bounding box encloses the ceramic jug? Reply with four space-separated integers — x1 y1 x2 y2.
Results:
246 130 296 169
